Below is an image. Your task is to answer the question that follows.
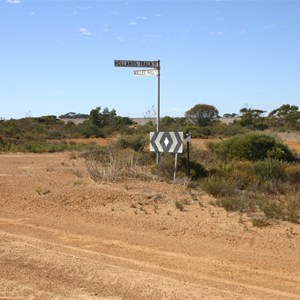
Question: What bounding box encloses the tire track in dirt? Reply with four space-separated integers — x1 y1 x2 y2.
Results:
1 217 299 300
0 231 248 299
1 217 299 286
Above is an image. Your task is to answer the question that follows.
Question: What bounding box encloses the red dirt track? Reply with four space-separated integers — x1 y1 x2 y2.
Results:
0 137 300 299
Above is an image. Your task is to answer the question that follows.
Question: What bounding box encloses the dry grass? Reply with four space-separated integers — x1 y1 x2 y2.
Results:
85 148 153 182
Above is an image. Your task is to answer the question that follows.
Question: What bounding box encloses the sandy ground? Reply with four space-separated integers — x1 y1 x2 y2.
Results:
0 139 300 299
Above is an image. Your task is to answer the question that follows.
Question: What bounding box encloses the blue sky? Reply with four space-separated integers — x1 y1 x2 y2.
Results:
1 0 299 119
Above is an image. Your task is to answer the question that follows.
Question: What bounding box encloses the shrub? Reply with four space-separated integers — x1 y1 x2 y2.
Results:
85 148 151 182
213 193 300 224
257 195 300 223
257 181 290 195
260 202 285 219
209 133 295 162
200 176 238 197
254 158 286 182
116 134 147 151
175 201 185 211
209 163 235 177
231 161 260 190
252 216 271 227
203 161 259 196
215 197 246 212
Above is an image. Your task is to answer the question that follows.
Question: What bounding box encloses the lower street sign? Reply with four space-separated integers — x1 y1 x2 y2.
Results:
134 69 158 76
150 132 183 153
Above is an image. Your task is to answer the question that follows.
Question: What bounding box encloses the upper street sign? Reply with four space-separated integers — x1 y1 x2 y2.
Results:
150 132 183 154
114 60 159 68
134 69 158 77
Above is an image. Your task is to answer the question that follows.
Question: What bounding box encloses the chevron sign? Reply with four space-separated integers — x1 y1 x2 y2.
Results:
150 132 183 153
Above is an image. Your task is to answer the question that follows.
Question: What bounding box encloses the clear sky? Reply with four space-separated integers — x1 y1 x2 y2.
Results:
1 0 300 119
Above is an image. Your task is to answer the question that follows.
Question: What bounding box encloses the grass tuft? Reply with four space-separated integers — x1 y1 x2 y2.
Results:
175 201 185 211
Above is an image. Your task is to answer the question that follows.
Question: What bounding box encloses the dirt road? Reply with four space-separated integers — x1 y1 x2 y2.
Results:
0 152 299 299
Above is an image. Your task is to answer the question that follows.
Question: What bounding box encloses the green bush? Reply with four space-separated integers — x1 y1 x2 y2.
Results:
209 133 295 162
260 202 285 219
116 134 147 151
258 195 300 223
213 193 300 224
175 200 185 211
254 158 286 182
206 161 259 193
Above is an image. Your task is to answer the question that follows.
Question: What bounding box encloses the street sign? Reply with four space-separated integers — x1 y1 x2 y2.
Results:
114 60 159 68
185 130 192 143
150 132 183 154
134 69 158 77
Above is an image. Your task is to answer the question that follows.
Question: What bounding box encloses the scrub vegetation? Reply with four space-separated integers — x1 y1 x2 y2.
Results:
1 103 300 226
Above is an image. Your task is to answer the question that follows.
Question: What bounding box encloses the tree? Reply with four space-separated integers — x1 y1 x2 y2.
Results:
185 104 219 126
115 116 133 125
268 104 300 129
89 107 117 128
101 107 117 127
235 107 267 130
89 107 101 127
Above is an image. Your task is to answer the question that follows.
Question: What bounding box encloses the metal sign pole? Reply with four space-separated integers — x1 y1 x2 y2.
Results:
173 153 178 182
157 60 160 133
187 140 190 176
156 60 160 164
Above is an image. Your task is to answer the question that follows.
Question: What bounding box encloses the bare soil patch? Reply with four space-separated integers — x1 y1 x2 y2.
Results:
0 151 299 299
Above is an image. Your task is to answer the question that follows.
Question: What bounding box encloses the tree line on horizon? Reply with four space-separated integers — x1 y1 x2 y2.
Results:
59 103 300 133
0 103 299 151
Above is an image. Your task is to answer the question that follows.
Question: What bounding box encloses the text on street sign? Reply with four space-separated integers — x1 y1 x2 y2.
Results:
134 69 158 77
114 60 159 68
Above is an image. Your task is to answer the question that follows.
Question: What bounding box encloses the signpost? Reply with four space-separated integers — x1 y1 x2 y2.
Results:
113 59 189 179
114 59 161 163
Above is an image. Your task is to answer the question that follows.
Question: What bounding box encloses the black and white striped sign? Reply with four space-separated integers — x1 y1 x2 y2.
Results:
150 132 183 153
